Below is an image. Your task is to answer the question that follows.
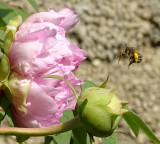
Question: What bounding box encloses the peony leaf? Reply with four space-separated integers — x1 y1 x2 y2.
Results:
81 80 98 90
72 108 88 144
0 17 6 28
123 108 160 144
16 135 30 143
53 110 73 144
0 53 10 82
0 109 13 126
44 110 73 144
44 136 54 144
27 0 39 12
123 110 139 137
53 131 72 144
0 93 14 127
0 2 30 23
71 128 88 144
102 133 117 144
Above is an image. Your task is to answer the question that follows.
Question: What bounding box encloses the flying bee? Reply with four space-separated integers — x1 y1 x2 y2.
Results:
117 44 142 68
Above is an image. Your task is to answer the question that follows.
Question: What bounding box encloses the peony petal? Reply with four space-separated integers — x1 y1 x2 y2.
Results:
27 81 58 117
8 7 85 128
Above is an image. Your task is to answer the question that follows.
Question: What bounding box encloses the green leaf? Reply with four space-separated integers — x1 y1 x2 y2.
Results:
60 110 74 123
0 109 14 127
123 109 160 144
44 136 53 144
81 80 98 90
53 137 58 144
54 131 72 144
123 111 139 137
27 0 39 12
16 135 30 143
0 2 30 23
72 129 88 144
45 110 73 144
72 108 88 144
0 93 14 127
0 17 6 27
0 53 10 82
102 133 117 144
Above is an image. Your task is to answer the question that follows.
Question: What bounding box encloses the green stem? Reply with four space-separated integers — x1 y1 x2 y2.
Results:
0 115 82 136
41 75 79 99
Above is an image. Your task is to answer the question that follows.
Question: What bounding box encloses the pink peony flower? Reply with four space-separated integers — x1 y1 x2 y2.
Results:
8 8 85 128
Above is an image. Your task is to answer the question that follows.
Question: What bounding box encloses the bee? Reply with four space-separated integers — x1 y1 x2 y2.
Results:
118 44 142 68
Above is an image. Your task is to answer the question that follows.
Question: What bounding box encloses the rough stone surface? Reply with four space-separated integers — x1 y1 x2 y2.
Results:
1 0 160 144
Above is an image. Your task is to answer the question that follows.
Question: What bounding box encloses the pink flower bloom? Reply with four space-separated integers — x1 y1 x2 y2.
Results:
8 8 85 128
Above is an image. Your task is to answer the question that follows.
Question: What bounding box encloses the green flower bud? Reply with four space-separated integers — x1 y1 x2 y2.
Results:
77 87 128 137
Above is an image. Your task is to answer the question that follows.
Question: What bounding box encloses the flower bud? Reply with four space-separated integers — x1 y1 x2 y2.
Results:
77 87 128 137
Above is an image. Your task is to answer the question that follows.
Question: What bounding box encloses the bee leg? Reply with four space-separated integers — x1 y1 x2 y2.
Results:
128 59 133 69
128 62 132 69
115 53 122 64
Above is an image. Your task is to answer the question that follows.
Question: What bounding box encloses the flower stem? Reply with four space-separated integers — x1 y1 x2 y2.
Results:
0 115 82 136
41 75 79 99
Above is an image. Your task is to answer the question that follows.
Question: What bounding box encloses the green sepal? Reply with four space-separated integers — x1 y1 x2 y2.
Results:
0 27 6 31
3 30 14 55
7 73 32 113
4 15 22 55
78 87 115 107
79 104 119 137
0 53 10 82
99 76 109 88
5 15 22 35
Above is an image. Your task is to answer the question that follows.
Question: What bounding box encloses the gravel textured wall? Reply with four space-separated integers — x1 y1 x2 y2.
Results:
39 0 160 61
1 0 160 144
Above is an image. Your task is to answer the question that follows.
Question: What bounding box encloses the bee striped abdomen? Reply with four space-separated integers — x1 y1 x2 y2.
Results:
137 53 142 63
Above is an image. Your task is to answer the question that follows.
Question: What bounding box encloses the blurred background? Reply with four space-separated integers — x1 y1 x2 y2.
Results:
1 0 160 143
